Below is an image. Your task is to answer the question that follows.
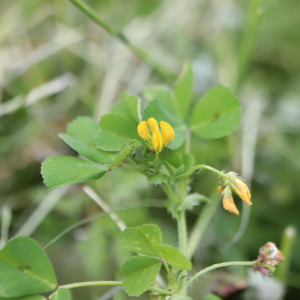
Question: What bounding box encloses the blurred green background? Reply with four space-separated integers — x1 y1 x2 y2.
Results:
0 0 300 299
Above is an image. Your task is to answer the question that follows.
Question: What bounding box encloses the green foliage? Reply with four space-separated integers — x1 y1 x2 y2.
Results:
190 86 241 139
0 296 45 300
120 224 162 257
148 174 170 185
174 154 194 177
119 256 161 296
177 193 209 212
50 289 72 300
173 63 194 121
59 134 113 163
41 156 107 189
95 131 130 151
0 237 56 298
169 295 193 300
202 294 222 300
151 244 192 270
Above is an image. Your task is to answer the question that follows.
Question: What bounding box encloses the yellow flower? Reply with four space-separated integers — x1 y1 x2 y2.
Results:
234 179 252 206
160 121 175 145
222 186 239 215
137 121 151 141
217 186 224 194
137 118 175 152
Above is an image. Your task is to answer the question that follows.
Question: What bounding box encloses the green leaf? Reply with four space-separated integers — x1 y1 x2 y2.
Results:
120 256 161 297
121 92 140 123
0 296 45 300
151 245 191 270
67 117 99 145
94 131 130 152
143 86 177 117
107 141 138 169
41 156 107 189
173 63 194 121
59 134 113 163
169 295 193 300
148 174 170 185
168 127 187 150
174 154 194 177
203 294 222 300
120 224 162 256
0 237 57 298
162 150 182 169
177 193 209 212
50 289 72 300
100 113 139 139
190 85 241 139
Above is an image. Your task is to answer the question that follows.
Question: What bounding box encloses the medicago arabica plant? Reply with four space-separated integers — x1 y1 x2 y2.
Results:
0 65 284 300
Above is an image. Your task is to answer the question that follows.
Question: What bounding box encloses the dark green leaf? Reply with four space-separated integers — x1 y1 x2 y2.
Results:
148 174 170 185
120 225 162 256
203 294 222 300
107 141 138 169
190 86 241 139
50 289 72 300
174 154 194 177
173 63 194 121
162 150 182 169
151 245 191 270
67 117 99 145
177 193 209 212
120 256 161 297
169 295 193 300
41 156 107 189
59 134 113 163
100 113 139 139
94 131 130 152
0 237 56 298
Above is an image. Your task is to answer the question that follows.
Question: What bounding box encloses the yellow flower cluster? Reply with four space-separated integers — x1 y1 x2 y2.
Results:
217 174 252 215
137 118 175 152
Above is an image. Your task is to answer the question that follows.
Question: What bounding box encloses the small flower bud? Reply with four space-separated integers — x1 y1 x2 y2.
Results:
222 186 239 215
160 121 175 145
217 186 224 194
147 118 159 134
137 121 151 141
152 129 163 152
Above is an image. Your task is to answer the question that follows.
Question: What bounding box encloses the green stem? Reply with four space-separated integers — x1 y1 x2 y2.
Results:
178 211 188 257
68 0 176 83
189 164 228 180
155 152 160 174
163 261 172 279
121 164 147 176
59 281 173 296
183 261 256 291
160 183 179 203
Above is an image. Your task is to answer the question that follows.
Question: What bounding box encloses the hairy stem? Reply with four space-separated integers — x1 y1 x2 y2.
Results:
183 261 256 291
178 211 188 257
68 0 176 83
59 281 173 296
189 164 228 180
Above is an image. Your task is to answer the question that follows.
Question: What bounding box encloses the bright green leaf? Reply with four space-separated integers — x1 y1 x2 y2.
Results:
107 141 138 169
120 224 162 256
169 295 193 300
190 86 241 139
148 174 170 185
100 113 139 139
120 256 161 297
50 289 72 300
121 92 140 123
151 245 191 270
143 86 177 117
59 134 113 163
41 156 107 189
168 127 187 150
0 237 57 298
94 131 130 152
0 296 45 300
173 63 194 121
67 117 99 145
177 193 209 212
203 294 222 300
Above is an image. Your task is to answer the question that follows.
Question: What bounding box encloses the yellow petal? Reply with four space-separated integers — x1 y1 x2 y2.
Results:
147 118 159 134
137 121 151 141
160 121 175 145
235 179 252 206
217 186 224 194
223 194 239 215
152 129 163 152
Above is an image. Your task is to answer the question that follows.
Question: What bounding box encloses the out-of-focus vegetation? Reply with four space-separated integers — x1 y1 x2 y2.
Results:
0 0 300 299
